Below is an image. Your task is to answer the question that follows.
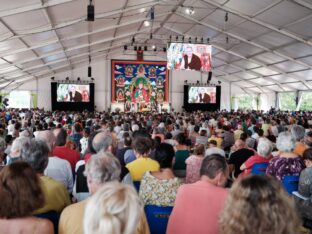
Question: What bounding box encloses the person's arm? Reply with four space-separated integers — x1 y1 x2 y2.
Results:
240 163 246 171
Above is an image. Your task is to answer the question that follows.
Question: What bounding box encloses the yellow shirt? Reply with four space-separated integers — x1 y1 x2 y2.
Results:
126 158 160 181
208 136 223 148
234 130 244 141
35 176 71 214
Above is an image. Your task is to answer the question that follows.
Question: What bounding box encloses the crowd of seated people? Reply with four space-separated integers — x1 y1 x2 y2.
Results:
0 108 311 233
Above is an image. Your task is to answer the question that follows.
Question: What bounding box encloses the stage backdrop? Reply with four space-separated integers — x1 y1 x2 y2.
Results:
111 60 169 112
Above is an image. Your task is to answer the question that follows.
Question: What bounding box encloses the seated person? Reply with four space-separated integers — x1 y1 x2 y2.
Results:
185 144 205 184
21 139 71 214
84 182 143 234
294 148 312 221
220 174 300 234
240 138 273 176
126 137 160 181
266 132 305 181
0 162 53 234
139 143 181 206
172 133 190 178
167 155 229 234
205 140 225 157
228 139 254 178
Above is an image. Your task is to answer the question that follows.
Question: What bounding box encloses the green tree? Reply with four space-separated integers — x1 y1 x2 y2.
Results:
279 92 296 111
299 92 312 111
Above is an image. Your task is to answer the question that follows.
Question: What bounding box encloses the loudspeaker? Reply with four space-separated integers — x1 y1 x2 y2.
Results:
88 66 92 77
87 4 94 21
207 71 212 83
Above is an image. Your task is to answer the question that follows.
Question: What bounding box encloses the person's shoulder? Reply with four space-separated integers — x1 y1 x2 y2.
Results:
61 199 86 216
41 176 68 190
36 218 54 234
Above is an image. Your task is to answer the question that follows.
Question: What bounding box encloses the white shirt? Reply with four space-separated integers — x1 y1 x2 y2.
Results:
80 137 88 155
44 156 74 193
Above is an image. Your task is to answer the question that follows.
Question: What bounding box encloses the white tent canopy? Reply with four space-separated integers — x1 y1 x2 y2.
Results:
0 0 311 110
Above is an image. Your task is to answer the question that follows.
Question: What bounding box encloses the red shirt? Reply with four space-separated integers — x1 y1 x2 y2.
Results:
167 180 228 234
52 146 80 171
243 154 272 175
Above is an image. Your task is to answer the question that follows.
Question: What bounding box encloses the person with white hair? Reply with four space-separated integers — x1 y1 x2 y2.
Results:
291 125 307 156
84 182 143 234
59 152 149 234
266 132 305 181
240 138 273 176
6 137 30 165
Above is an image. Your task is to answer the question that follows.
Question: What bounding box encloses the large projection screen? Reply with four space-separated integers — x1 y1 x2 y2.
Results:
167 43 212 72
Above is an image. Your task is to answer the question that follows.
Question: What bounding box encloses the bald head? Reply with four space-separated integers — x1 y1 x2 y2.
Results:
36 130 56 152
234 139 246 150
92 130 113 153
53 128 67 146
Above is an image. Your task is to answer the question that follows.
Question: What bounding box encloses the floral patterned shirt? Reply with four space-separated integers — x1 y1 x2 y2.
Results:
266 156 305 181
139 171 182 207
185 155 204 184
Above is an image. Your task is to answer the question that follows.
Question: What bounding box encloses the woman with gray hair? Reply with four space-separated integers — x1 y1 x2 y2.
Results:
6 137 30 165
291 125 308 156
266 132 305 181
240 138 273 176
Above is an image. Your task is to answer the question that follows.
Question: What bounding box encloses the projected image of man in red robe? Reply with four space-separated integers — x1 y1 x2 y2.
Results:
182 46 201 71
198 88 211 103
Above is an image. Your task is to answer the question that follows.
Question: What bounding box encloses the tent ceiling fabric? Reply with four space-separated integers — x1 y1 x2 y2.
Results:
0 0 311 93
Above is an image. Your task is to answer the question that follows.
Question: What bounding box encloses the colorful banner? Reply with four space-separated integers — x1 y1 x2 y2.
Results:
111 60 169 112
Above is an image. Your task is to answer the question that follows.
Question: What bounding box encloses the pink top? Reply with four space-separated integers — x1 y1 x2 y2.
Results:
167 180 228 234
185 155 204 184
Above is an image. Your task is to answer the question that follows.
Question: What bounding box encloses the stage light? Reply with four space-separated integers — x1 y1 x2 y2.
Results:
138 46 142 51
139 8 145 13
196 80 200 84
144 46 147 51
195 37 197 43
218 81 221 85
132 37 135 44
124 45 128 50
201 37 204 43
182 36 185 42
176 35 179 41
87 0 94 21
65 77 69 81
150 33 153 39
152 45 156 49
163 47 166 52
185 7 195 15
188 37 191 43
51 77 55 80
184 80 188 84
153 46 157 52
134 46 137 51
144 20 150 27
169 35 172 42
77 77 81 81
91 77 95 81
207 38 210 44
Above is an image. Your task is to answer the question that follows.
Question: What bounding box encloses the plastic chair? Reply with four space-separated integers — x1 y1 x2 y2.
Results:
35 211 59 234
282 175 300 195
251 162 269 175
133 181 141 192
144 205 173 234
